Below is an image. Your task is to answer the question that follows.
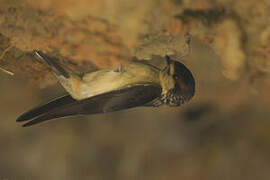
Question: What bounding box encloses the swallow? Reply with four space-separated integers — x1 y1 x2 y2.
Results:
16 51 195 127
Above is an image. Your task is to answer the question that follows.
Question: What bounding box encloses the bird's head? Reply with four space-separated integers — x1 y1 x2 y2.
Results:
159 55 195 106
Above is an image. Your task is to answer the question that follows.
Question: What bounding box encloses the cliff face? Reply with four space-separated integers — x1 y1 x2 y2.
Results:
1 0 270 179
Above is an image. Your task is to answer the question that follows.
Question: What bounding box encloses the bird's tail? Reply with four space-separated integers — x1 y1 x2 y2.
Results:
33 50 85 99
33 50 80 79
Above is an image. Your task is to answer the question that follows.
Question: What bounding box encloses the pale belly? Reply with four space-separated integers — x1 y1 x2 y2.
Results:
71 63 160 100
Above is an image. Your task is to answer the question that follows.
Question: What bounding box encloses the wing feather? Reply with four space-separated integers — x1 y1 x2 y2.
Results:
16 95 75 122
17 85 161 127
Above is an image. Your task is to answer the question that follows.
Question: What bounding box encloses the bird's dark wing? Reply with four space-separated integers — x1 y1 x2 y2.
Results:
17 84 162 127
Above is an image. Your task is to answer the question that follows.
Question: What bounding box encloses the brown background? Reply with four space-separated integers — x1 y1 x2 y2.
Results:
1 0 270 179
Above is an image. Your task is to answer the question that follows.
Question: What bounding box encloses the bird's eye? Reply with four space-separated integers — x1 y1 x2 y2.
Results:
173 74 179 80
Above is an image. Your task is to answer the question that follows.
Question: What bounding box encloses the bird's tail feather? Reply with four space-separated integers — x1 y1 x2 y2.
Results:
33 50 75 79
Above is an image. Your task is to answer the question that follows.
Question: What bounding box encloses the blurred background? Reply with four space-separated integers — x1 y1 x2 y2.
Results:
1 0 270 179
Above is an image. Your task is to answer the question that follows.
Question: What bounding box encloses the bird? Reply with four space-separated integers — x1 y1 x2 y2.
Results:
16 50 195 127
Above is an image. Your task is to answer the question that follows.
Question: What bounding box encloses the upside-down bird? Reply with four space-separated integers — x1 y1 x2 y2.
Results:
16 51 195 127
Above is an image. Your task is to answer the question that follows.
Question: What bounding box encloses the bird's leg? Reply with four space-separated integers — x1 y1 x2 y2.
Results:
113 64 125 73
165 55 171 65
33 50 85 100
